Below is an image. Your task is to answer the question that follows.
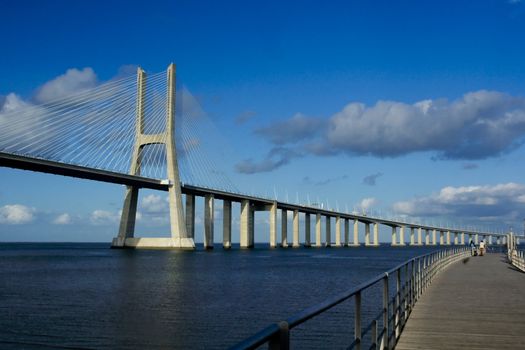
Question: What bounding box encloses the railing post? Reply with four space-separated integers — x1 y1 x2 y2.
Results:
268 321 289 350
355 291 362 350
371 320 378 350
383 272 389 350
395 269 401 340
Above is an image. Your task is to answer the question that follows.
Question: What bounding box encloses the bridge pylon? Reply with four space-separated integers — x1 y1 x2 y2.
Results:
112 64 195 249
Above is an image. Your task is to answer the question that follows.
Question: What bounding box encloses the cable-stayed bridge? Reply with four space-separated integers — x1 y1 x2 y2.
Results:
0 64 517 249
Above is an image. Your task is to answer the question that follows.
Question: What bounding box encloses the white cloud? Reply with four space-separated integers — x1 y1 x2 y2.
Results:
52 213 72 225
141 194 168 213
358 197 377 213
393 183 525 223
34 67 97 103
0 204 35 224
90 209 120 225
251 90 525 168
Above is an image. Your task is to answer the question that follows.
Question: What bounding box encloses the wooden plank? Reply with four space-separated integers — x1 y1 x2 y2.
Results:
396 253 525 350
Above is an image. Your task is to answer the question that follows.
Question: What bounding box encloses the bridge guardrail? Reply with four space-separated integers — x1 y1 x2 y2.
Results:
229 247 469 350
507 233 525 272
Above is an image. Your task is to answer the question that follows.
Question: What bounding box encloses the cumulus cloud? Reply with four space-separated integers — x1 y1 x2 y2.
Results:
90 209 120 225
393 183 525 221
363 172 383 186
52 213 72 225
358 197 377 213
254 113 325 145
235 147 301 174
141 194 168 213
0 204 35 224
250 90 525 171
34 68 97 103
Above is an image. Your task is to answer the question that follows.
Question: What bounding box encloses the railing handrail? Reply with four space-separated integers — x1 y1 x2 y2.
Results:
229 247 468 350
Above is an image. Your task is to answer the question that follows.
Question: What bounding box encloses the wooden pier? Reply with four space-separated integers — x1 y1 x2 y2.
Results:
396 253 525 349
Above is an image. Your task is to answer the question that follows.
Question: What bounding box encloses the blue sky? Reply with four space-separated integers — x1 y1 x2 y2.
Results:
1 0 525 242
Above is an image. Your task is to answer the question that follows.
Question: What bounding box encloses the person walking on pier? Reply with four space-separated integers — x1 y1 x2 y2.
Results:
470 240 476 256
479 239 486 256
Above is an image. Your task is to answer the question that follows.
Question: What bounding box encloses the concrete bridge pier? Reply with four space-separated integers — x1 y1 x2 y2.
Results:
446 230 451 245
391 226 397 246
399 226 406 246
315 213 322 247
372 222 379 246
425 229 430 245
292 210 300 248
240 200 254 248
281 209 288 248
185 194 195 243
475 234 479 245
222 200 231 249
304 213 311 247
325 216 331 247
365 223 371 246
269 202 277 248
350 219 360 246
410 227 416 246
344 218 350 246
460 232 465 245
203 194 214 249
432 229 437 245
439 231 444 245
335 216 342 247
488 235 492 245
417 227 423 245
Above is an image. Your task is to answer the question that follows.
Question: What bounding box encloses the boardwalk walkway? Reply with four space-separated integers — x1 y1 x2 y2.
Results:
396 253 525 349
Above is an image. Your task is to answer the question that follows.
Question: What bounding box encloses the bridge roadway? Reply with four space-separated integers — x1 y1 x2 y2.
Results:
0 151 500 242
396 253 525 349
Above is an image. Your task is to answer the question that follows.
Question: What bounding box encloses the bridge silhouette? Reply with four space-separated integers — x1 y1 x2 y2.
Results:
0 64 515 249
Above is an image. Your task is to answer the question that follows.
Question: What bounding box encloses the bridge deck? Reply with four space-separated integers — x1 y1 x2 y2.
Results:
396 253 525 350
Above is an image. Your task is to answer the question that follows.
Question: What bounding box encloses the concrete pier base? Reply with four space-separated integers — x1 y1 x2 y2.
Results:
334 216 342 247
112 237 195 249
223 200 231 249
304 213 311 247
281 209 288 248
292 210 300 248
350 219 360 246
315 213 322 247
325 216 331 247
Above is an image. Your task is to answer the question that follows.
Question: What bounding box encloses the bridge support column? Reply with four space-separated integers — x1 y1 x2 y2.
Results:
410 228 415 246
417 227 422 245
112 64 194 249
391 226 397 246
293 210 300 248
432 229 437 245
315 213 322 247
496 236 500 245
335 216 342 247
222 200 231 249
488 235 492 245
365 223 371 246
325 216 331 247
281 209 288 248
453 232 458 245
304 213 311 247
204 195 214 249
351 219 360 246
344 218 350 246
425 229 430 245
439 231 444 245
446 231 451 245
240 200 254 248
185 194 195 242
372 222 379 246
269 202 277 248
460 232 465 245
475 234 479 245
399 226 405 246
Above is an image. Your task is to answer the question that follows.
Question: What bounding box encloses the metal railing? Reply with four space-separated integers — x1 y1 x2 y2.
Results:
230 247 469 350
508 233 525 272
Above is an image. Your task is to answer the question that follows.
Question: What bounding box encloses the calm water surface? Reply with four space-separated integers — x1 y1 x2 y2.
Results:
0 243 444 349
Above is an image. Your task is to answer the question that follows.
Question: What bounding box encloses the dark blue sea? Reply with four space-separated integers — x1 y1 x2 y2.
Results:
0 243 460 349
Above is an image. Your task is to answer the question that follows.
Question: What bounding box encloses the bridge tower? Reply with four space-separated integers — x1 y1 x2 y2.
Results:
112 64 195 249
